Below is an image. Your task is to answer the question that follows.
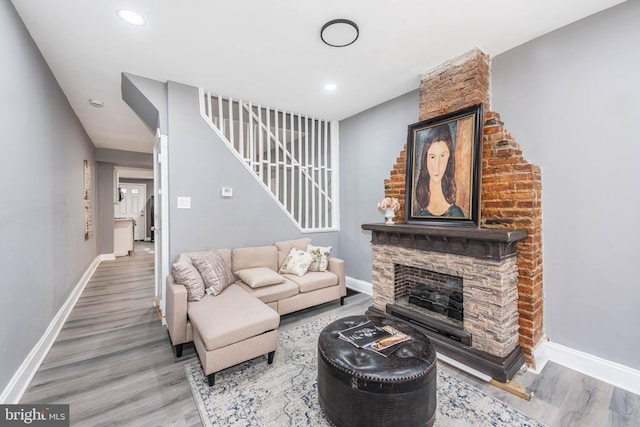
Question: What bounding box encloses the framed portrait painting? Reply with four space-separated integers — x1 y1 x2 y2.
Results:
405 104 483 226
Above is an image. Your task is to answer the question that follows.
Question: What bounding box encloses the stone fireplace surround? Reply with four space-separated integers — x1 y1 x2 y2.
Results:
363 223 528 381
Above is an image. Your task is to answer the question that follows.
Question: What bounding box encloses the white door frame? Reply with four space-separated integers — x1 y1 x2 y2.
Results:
154 131 170 322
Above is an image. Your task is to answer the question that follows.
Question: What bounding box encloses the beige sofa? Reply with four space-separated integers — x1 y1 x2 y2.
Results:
166 238 346 385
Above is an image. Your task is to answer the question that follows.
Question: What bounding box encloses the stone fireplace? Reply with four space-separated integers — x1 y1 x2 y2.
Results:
363 223 527 381
365 48 544 377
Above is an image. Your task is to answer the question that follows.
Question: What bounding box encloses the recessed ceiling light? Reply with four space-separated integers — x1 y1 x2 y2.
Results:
324 83 337 91
89 99 104 108
118 9 145 26
320 19 359 47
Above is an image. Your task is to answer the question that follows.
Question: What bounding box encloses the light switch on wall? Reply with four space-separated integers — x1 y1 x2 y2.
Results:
221 187 233 198
177 196 191 209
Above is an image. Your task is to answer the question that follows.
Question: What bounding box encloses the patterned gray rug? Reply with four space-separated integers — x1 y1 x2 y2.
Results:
185 317 545 427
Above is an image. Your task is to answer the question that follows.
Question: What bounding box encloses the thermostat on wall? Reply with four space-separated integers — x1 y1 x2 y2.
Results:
221 187 233 198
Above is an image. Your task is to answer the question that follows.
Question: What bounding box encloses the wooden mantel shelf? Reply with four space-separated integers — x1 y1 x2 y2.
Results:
361 223 527 260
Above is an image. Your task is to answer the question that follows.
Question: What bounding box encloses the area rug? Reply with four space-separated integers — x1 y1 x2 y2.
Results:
185 317 545 427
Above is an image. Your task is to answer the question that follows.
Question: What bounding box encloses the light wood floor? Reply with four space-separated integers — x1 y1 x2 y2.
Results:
21 242 640 426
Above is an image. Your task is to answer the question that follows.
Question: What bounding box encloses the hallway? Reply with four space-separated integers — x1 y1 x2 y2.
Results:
21 243 201 426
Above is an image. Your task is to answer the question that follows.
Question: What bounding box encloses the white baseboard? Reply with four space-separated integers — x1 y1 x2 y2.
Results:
100 253 116 261
0 256 102 404
346 276 372 295
530 337 550 374
531 339 640 395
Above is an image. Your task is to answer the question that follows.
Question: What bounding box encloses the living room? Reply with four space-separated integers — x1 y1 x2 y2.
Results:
2 0 639 425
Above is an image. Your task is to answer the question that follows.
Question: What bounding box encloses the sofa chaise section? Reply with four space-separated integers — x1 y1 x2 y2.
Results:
188 283 279 386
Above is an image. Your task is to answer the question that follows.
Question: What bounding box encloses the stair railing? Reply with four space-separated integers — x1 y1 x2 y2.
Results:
199 89 339 232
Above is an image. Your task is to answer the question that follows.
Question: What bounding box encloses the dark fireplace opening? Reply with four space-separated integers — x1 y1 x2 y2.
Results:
409 280 463 321
394 265 463 322
390 264 469 346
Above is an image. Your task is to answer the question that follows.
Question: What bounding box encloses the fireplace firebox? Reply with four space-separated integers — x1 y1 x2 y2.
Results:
398 266 464 322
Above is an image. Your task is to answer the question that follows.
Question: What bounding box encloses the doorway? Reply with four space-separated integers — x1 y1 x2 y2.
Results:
115 182 147 241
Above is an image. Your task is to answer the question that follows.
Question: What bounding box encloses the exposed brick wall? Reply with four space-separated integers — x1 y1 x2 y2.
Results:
383 149 407 224
381 48 543 367
481 112 543 367
419 49 490 121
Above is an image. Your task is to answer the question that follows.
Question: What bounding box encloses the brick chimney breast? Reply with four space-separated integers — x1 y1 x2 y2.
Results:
419 48 491 121
381 48 543 367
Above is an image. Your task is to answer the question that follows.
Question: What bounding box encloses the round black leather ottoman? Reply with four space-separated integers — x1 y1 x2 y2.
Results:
318 315 437 427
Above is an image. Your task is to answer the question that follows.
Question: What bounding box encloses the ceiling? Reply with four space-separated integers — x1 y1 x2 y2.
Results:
11 0 626 154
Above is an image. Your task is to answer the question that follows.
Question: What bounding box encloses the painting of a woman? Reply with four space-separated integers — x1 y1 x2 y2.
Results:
406 104 482 225
414 124 464 217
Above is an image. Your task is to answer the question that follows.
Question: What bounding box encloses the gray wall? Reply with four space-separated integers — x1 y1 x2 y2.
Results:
166 81 338 261
0 0 97 393
96 162 116 254
339 90 419 281
121 73 168 135
95 148 153 168
491 0 640 370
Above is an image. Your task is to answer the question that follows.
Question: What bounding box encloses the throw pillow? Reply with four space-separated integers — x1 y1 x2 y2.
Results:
274 238 313 269
306 244 332 272
191 250 234 296
235 267 284 288
171 262 205 301
279 248 313 277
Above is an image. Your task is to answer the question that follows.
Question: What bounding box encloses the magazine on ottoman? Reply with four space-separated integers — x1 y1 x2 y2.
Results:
338 320 410 356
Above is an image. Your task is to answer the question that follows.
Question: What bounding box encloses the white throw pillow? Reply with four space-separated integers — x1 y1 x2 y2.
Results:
235 267 284 288
279 248 314 277
306 244 332 272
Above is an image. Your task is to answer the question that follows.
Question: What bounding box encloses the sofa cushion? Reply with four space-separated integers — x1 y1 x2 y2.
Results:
235 267 284 288
236 279 299 304
284 271 338 293
232 246 278 272
306 244 331 272
191 250 234 296
171 262 205 301
274 238 312 269
187 284 280 352
279 248 313 277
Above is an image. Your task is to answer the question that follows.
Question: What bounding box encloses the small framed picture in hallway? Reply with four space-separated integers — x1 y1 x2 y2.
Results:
84 160 93 240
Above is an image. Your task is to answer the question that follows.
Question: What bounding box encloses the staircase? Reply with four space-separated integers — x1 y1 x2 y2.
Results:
199 89 339 232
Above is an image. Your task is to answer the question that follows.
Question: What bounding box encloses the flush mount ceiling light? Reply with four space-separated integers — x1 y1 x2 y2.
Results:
89 99 104 108
324 83 337 91
320 19 359 47
117 9 145 26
